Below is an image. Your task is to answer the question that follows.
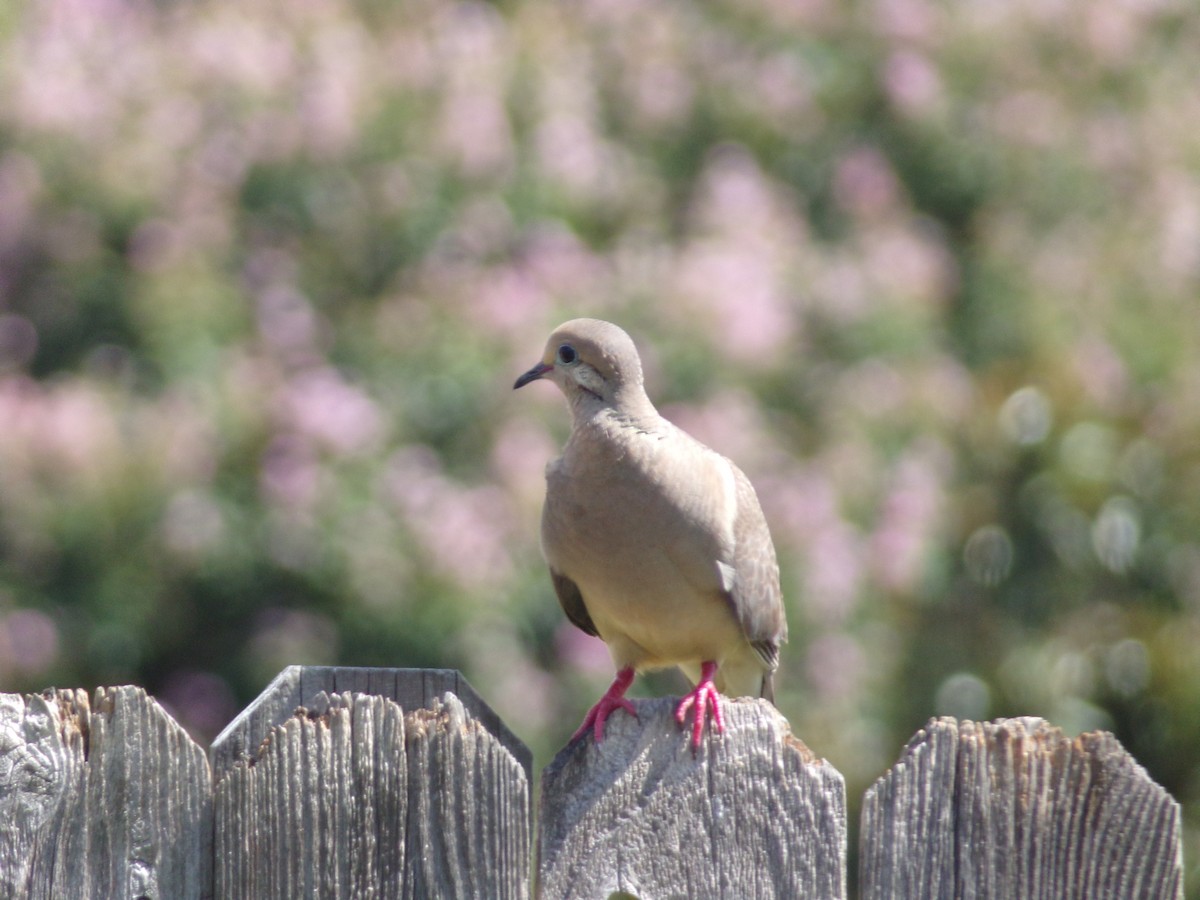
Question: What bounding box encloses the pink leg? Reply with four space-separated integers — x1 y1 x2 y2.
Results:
573 666 638 743
674 660 725 749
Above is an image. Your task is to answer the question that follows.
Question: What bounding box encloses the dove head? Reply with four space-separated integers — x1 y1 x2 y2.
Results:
514 318 653 417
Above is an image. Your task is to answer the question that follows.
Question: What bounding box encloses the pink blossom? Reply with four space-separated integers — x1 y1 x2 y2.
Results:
0 315 38 372
260 433 324 510
386 447 517 591
554 622 613 674
805 632 866 704
834 147 902 219
490 420 560 503
884 51 943 116
277 367 384 457
661 390 778 470
0 609 59 677
158 670 238 741
870 444 948 594
804 522 866 625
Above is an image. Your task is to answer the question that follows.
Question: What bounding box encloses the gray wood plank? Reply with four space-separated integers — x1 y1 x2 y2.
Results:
860 717 1184 900
209 666 530 782
404 695 531 900
536 696 846 899
213 689 530 900
0 686 212 900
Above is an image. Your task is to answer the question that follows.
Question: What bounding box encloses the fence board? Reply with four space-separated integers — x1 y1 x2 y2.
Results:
210 666 530 781
536 696 846 899
0 670 1185 900
213 687 530 900
0 686 212 900
860 716 1184 900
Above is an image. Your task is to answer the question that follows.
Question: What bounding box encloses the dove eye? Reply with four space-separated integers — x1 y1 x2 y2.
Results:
556 344 578 364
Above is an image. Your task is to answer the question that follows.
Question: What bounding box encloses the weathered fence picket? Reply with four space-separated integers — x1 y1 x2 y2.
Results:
0 687 211 900
860 717 1183 900
537 696 846 899
210 667 531 900
0 667 1185 899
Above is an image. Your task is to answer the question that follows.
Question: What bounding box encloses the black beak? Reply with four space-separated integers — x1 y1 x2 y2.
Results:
513 362 553 390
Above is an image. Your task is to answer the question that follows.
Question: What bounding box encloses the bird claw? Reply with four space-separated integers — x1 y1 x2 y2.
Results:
674 661 724 750
573 695 638 743
573 666 637 743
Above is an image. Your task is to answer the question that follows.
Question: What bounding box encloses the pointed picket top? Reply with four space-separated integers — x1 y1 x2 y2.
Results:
537 696 847 899
860 716 1183 900
209 666 531 781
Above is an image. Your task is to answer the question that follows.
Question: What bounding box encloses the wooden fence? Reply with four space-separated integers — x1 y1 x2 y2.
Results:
0 666 1183 899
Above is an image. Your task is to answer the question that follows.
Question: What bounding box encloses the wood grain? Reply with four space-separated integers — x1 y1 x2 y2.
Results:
860 717 1183 899
0 686 212 899
537 696 846 899
213 688 530 899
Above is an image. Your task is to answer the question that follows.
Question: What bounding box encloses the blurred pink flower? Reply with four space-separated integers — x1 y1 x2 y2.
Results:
536 113 610 198
277 367 384 457
186 11 297 94
490 419 560 504
869 444 947 594
749 53 816 127
1155 170 1200 279
805 631 866 704
884 51 943 116
524 225 611 300
810 254 871 323
1071 336 1130 413
0 608 59 678
661 390 779 470
804 522 866 624
247 608 338 675
626 58 694 130
670 147 806 362
302 24 370 159
128 218 185 273
0 315 38 372
1083 3 1144 65
256 285 327 361
386 446 517 591
158 669 239 742
157 394 220 485
761 466 841 548
34 381 122 484
761 466 865 623
433 4 515 179
534 54 610 198
162 489 226 561
458 616 560 733
554 621 612 675
862 223 957 308
837 359 906 422
834 147 901 220
673 242 796 363
438 88 514 178
260 433 324 511
990 90 1064 148
873 0 942 42
0 153 42 252
470 267 550 338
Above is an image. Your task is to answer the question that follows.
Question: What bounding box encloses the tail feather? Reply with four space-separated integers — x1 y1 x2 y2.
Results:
761 671 775 703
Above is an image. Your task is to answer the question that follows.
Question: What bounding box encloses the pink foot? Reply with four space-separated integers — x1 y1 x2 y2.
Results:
674 660 724 749
573 666 637 742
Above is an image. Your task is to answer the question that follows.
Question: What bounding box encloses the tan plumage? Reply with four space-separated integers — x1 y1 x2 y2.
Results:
514 318 787 746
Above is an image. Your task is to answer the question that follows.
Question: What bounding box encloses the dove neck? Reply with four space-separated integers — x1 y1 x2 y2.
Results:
567 384 659 432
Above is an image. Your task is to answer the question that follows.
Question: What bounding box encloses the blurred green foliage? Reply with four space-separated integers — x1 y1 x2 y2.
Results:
1 0 1198 890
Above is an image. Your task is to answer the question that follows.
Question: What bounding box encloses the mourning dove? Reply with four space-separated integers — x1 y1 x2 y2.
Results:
514 318 788 748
